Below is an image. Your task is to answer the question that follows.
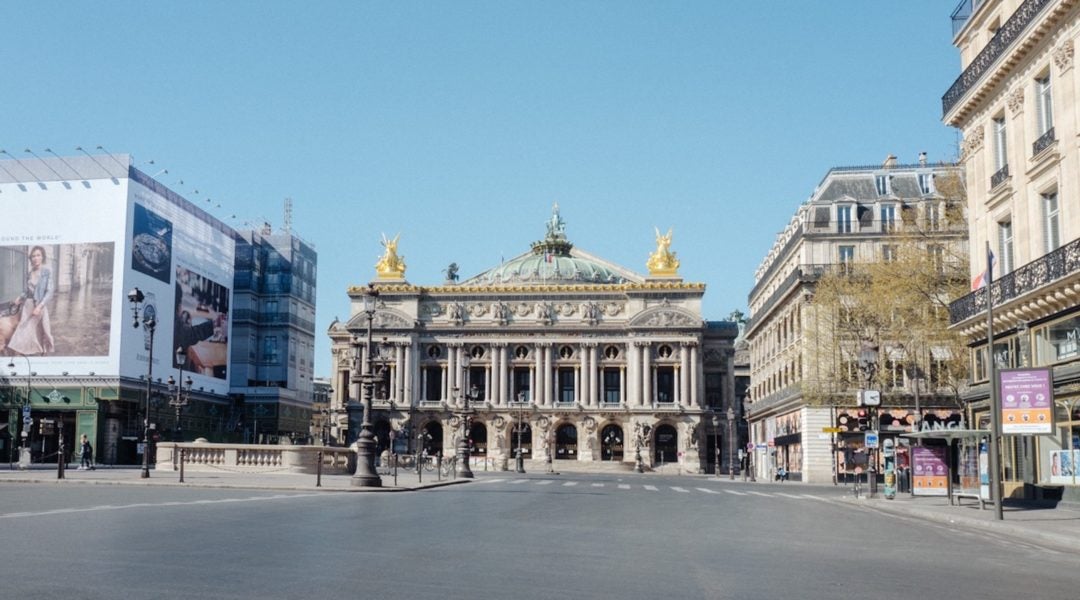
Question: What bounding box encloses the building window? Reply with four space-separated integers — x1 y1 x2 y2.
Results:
837 205 853 233
917 173 934 195
262 336 278 363
424 366 442 401
655 366 675 403
603 368 620 404
559 345 574 359
881 245 897 263
998 219 1014 275
1044 191 1060 253
925 202 941 231
558 368 575 404
1036 75 1054 136
468 366 486 399
515 345 529 359
993 116 1008 171
838 245 855 272
513 368 531 401
604 345 620 360
875 174 890 196
1033 313 1080 365
880 204 897 232
929 244 945 275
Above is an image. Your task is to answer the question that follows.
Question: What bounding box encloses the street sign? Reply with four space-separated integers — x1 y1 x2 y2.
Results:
822 427 842 433
865 431 879 448
21 405 30 417
22 416 32 427
746 442 754 452
755 443 766 450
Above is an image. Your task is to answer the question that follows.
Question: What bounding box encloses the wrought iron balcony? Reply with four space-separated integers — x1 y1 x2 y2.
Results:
942 0 1053 117
1033 127 1056 156
949 237 1080 324
990 164 1010 190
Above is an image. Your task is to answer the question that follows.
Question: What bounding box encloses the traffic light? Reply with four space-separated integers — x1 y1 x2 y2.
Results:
857 409 869 432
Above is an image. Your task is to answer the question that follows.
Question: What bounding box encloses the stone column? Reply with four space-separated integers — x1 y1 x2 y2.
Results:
588 344 598 407
446 345 456 404
627 342 639 407
404 343 414 407
680 343 691 408
689 343 699 408
534 347 544 406
642 342 652 407
579 346 588 405
543 344 554 407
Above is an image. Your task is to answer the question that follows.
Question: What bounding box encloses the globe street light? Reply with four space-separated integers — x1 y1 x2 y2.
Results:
6 353 33 466
858 340 879 497
728 406 736 481
128 287 156 479
711 414 721 479
351 284 382 488
167 346 193 443
454 384 480 479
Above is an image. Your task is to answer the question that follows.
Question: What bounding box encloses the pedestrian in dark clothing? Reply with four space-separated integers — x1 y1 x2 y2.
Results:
80 434 94 470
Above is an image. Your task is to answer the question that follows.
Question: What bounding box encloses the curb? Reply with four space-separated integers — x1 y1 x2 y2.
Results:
838 496 1080 554
0 476 471 493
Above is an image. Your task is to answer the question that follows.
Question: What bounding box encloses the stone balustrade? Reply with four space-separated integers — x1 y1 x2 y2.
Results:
154 442 353 475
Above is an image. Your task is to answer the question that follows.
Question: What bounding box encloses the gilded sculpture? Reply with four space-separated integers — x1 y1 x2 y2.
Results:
375 233 407 280
646 227 680 277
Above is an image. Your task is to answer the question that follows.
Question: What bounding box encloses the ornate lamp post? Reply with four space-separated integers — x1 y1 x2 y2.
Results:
454 384 479 479
167 347 193 443
711 414 721 479
128 287 156 479
727 406 736 480
514 392 527 473
858 340 879 497
6 353 32 466
351 284 382 488
633 422 650 473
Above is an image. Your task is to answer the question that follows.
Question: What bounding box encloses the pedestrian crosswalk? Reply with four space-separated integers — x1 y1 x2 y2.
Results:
470 477 831 503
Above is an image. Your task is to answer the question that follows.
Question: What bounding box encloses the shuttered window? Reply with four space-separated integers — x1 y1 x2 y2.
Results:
1044 192 1060 253
993 117 1008 171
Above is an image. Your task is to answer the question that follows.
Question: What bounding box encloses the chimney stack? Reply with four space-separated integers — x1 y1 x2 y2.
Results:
918 151 928 166
883 154 898 168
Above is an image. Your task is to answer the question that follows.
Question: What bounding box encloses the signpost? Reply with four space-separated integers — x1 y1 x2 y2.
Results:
882 438 896 499
865 431 879 449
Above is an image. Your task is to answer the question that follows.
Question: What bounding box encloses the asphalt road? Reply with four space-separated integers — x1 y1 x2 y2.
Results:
0 472 1076 599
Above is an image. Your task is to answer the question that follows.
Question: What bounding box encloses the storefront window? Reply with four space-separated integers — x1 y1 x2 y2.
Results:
972 337 1018 381
1034 313 1080 365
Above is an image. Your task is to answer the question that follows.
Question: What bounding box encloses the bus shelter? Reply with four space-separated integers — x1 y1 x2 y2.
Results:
904 430 989 509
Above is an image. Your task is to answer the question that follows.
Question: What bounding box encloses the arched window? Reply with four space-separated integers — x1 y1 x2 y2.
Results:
600 424 623 461
555 423 578 460
604 345 620 360
653 424 678 464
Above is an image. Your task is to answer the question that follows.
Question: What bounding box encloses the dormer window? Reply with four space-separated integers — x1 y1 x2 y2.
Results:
837 205 853 233
918 173 934 195
875 175 890 196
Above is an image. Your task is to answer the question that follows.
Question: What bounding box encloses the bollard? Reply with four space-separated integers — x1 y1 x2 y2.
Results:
437 455 442 482
316 451 323 488
179 448 185 484
392 453 398 487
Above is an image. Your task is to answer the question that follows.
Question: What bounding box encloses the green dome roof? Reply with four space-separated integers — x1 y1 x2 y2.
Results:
458 204 634 286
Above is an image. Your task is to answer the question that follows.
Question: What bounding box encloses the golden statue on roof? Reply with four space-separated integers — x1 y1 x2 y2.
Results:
646 227 680 277
375 233 407 280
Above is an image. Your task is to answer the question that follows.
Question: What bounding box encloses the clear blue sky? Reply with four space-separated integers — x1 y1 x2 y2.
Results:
3 2 962 378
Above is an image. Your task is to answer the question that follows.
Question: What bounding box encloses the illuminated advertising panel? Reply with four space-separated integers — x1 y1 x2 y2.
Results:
912 446 948 496
0 177 126 376
999 368 1054 435
123 170 234 395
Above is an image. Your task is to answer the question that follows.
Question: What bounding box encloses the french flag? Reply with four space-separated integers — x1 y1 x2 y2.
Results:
544 252 553 263
971 250 996 291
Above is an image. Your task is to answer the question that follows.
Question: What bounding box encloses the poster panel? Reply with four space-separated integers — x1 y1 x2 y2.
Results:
912 446 948 496
1000 368 1054 434
1047 450 1080 485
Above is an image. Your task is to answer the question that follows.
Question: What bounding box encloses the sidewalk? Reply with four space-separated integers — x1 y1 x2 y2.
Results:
0 464 469 492
837 490 1080 554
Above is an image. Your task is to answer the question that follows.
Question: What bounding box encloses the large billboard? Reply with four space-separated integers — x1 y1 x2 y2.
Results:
123 170 234 395
0 173 127 376
1000 368 1054 435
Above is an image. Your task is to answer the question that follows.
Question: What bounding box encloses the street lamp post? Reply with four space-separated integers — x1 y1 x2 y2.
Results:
633 422 650 473
128 287 156 479
167 347 193 443
454 384 479 479
6 353 32 467
351 284 382 488
728 406 736 480
711 414 721 479
515 392 527 473
858 340 879 498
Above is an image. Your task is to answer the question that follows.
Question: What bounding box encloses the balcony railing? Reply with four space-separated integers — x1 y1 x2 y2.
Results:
990 164 1010 189
942 0 1054 117
1033 127 1056 156
949 237 1080 323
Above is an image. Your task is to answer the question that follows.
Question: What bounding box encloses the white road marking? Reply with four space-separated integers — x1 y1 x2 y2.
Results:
644 485 659 491
747 491 773 498
724 490 748 496
801 494 828 501
591 483 604 488
563 482 578 487
618 484 631 490
475 478 504 484
670 487 690 493
535 480 553 485
777 493 803 499
696 488 721 494
508 479 529 484
0 493 329 520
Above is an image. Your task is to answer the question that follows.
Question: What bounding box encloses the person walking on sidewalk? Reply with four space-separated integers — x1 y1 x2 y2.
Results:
80 434 95 470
